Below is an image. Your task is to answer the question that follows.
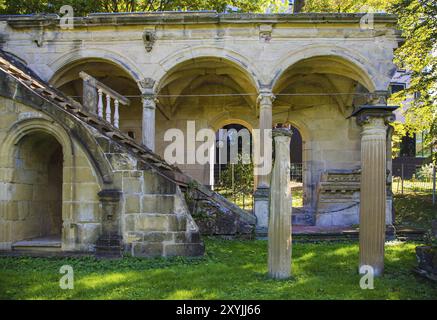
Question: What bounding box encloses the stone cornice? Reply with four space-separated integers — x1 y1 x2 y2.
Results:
2 12 399 29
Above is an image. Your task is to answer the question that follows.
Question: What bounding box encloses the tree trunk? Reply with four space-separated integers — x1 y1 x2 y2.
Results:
293 0 306 13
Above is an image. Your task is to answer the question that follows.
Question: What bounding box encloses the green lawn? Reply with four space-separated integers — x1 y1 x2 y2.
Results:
0 239 435 300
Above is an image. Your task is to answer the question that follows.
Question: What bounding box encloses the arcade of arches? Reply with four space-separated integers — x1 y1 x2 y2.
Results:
0 13 401 268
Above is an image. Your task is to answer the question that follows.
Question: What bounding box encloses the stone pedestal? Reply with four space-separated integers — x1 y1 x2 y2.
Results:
142 94 156 152
98 189 122 236
353 102 397 277
268 127 293 279
254 187 269 234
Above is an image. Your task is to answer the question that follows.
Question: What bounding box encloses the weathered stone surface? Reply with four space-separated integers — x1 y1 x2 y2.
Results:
191 198 255 238
135 213 169 231
131 242 163 257
142 195 174 214
415 246 437 281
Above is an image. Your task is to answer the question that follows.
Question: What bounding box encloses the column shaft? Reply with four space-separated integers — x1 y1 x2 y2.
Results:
268 128 292 279
142 95 156 152
257 95 273 188
359 117 387 276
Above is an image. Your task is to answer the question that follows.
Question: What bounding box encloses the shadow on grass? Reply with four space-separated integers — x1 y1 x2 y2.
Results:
0 239 436 300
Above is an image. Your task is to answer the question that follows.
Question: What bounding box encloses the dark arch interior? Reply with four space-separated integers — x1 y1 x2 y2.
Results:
290 126 303 182
214 123 252 186
13 132 63 241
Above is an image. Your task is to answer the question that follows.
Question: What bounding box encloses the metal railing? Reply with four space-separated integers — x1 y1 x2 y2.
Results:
392 163 436 205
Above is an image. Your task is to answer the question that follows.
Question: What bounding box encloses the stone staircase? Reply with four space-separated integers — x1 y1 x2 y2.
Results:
122 169 204 257
0 50 255 257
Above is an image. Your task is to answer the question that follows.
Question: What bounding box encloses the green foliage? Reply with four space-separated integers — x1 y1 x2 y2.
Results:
390 0 437 163
217 155 254 200
415 163 435 179
303 0 392 12
0 0 276 15
0 239 436 299
394 191 436 228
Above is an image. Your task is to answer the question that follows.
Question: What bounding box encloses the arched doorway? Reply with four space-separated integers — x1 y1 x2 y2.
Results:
11 132 63 246
155 56 258 186
272 54 374 225
213 123 253 211
289 125 304 208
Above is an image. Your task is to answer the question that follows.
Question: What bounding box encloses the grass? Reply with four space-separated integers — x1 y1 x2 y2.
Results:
393 191 436 230
0 239 436 300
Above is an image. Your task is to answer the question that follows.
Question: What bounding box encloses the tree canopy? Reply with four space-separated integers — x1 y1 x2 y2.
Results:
0 0 276 15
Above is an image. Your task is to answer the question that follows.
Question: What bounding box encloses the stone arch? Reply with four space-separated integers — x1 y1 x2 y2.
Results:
48 47 143 88
210 117 255 133
0 119 72 247
270 44 383 92
0 117 103 250
274 120 312 212
154 46 263 93
0 118 74 169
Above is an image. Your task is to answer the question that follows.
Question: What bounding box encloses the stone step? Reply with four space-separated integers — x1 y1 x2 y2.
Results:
12 244 62 252
12 237 62 252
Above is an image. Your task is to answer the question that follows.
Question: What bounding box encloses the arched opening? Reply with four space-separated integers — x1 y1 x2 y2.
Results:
156 57 258 186
213 123 253 211
289 125 304 208
273 55 373 225
11 132 63 247
50 59 143 143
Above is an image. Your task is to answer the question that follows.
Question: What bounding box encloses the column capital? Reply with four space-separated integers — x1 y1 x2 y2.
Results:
141 93 158 109
257 89 275 106
272 125 293 139
138 77 156 93
350 105 398 126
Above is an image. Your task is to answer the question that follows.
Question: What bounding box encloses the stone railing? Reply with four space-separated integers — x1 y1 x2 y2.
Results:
79 71 130 128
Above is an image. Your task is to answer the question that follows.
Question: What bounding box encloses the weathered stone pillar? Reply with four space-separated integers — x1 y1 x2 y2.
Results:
98 189 122 236
139 78 156 152
353 97 397 277
268 126 293 279
254 90 274 233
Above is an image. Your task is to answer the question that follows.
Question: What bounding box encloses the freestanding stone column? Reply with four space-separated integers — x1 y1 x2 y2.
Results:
268 126 293 279
353 100 397 277
254 90 274 233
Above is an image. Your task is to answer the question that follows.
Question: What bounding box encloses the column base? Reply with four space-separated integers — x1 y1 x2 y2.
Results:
254 187 270 235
